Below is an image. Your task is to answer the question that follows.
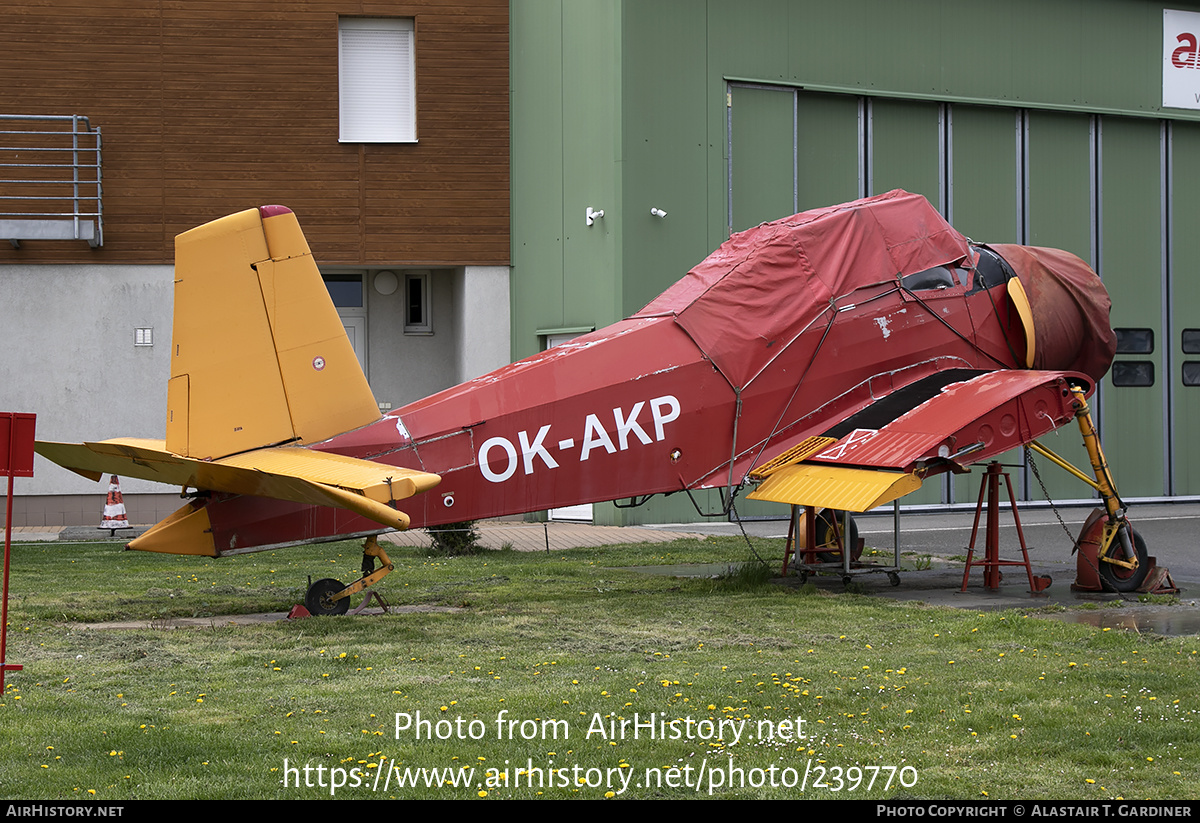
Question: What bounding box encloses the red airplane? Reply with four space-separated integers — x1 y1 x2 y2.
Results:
36 190 1136 612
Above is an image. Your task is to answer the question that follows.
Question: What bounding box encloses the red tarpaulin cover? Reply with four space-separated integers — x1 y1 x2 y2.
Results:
987 243 1116 381
636 190 973 390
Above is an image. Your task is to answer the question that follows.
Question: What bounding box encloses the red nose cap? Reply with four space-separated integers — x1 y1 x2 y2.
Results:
258 205 293 218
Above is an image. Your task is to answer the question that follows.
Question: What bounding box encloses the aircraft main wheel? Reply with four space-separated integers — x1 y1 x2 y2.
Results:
306 578 350 616
1098 526 1149 593
814 509 861 563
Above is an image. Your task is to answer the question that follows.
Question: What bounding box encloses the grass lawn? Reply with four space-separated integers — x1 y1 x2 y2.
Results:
2 534 1197 800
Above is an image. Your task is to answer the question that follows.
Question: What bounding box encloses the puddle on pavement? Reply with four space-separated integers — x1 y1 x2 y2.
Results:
626 564 1200 636
1039 606 1200 636
625 563 1200 636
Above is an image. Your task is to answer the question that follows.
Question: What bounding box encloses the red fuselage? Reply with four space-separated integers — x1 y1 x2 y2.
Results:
198 252 1097 554
190 191 1115 555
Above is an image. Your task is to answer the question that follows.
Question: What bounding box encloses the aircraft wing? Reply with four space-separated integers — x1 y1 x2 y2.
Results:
34 438 440 531
748 369 1083 512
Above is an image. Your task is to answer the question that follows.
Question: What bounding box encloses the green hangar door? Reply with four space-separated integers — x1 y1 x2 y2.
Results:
1170 122 1200 496
862 97 945 506
1096 117 1168 500
1022 111 1101 504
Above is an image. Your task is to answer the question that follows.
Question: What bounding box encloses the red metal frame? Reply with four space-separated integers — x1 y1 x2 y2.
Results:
960 461 1049 593
782 505 852 574
0 412 35 693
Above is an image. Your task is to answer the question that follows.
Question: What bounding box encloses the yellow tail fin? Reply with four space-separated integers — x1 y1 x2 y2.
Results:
167 206 380 459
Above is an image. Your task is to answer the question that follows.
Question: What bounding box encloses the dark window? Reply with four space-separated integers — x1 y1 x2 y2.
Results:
323 274 363 308
1115 328 1154 354
1183 329 1200 354
1111 361 1154 387
405 272 431 333
967 246 1014 294
901 266 956 291
1183 362 1200 386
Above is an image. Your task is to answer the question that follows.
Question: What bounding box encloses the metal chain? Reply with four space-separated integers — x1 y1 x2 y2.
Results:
1024 445 1077 545
729 498 772 568
1024 445 1111 584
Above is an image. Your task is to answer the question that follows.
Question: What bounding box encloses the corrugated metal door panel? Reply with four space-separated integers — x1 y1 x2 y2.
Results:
730 85 796 232
796 92 860 213
1169 123 1200 494
1099 117 1166 498
1024 110 1095 503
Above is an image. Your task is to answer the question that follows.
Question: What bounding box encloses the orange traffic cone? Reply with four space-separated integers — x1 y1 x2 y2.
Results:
100 475 130 533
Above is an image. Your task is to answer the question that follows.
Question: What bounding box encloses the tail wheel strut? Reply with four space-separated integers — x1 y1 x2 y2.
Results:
303 536 395 616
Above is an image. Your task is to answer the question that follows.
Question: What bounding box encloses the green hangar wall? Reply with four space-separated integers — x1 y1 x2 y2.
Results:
511 0 1200 524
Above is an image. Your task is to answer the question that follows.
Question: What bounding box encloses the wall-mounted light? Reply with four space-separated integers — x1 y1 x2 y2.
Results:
586 207 605 227
374 270 399 295
650 207 667 218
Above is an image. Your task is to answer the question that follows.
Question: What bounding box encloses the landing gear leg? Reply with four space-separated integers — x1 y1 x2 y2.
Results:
303 536 395 616
1030 386 1149 593
1068 387 1145 592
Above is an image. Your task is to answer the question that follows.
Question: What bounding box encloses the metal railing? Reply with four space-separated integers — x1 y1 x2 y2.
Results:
0 115 102 248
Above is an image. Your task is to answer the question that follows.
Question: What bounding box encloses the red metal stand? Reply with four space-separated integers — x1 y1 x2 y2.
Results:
960 462 1050 593
782 505 840 573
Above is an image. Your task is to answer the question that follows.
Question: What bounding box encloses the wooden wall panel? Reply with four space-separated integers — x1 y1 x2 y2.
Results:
0 0 510 266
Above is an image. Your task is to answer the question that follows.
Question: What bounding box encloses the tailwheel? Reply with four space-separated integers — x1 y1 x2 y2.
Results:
814 509 861 563
305 536 396 616
1098 524 1150 593
306 578 350 616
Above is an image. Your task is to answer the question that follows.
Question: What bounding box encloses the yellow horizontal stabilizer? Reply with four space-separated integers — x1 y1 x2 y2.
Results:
747 463 922 512
217 447 440 503
34 438 439 530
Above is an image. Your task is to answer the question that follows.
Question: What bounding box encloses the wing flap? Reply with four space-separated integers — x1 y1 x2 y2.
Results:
747 464 921 512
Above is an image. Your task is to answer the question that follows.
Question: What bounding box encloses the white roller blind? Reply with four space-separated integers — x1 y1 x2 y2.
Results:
339 18 416 142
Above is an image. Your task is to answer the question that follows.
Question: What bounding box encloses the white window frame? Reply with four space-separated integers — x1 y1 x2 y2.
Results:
338 17 416 143
405 272 432 334
321 272 369 375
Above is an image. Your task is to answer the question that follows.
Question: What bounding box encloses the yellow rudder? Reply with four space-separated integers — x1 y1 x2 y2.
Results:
167 206 381 459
